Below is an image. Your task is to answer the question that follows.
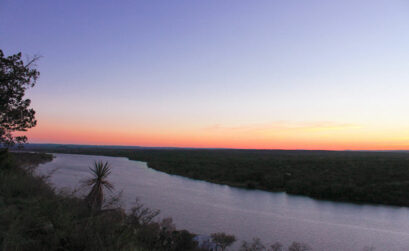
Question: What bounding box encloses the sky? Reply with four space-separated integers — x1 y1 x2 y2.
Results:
1 0 409 150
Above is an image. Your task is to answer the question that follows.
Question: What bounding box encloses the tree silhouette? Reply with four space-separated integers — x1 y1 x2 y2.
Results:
288 242 311 251
0 50 39 148
211 232 236 251
85 161 114 210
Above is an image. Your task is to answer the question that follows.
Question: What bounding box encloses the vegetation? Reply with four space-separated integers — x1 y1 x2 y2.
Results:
211 232 236 250
270 242 283 251
0 50 317 250
0 48 381 250
0 151 203 250
240 238 266 251
287 242 311 251
84 161 114 210
2 151 382 250
0 50 39 148
239 239 311 251
26 145 409 207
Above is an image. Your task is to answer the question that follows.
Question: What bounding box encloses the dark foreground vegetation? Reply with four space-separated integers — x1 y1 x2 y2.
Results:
0 151 203 250
1 50 317 250
1 151 317 251
26 145 409 207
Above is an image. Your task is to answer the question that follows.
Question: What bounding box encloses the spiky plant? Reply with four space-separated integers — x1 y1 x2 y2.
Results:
85 161 114 210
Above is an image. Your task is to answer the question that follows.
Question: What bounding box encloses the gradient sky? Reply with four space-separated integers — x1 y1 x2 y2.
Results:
1 0 409 150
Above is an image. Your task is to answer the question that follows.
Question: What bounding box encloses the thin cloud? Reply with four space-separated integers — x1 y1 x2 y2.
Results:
204 121 361 133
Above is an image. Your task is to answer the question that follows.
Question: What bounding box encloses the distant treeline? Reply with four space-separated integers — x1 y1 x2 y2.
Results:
1 151 320 250
26 145 409 207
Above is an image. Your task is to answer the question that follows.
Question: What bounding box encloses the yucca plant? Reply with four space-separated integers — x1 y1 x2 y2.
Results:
84 161 114 211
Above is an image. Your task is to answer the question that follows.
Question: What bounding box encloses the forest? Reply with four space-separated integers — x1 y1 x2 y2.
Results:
26 145 409 207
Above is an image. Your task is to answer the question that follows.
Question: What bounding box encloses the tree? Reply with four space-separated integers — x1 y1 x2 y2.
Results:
127 199 160 226
170 230 197 251
211 232 236 251
270 242 283 251
288 242 311 251
0 50 39 148
84 161 114 210
239 238 266 251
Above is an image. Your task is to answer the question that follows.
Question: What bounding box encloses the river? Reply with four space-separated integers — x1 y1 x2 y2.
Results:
36 153 409 250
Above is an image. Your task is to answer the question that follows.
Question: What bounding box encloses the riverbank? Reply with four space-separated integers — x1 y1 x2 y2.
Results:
0 151 201 250
38 152 408 251
24 145 409 207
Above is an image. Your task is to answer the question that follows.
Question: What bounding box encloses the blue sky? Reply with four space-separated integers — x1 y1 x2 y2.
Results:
1 0 409 149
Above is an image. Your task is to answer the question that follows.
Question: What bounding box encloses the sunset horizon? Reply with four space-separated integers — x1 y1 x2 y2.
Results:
3 1 409 249
3 1 409 151
25 118 409 150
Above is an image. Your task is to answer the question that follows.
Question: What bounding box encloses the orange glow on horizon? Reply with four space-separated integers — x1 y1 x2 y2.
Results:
22 120 409 151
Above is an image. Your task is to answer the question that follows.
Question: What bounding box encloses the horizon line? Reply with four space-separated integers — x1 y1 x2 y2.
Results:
24 142 409 152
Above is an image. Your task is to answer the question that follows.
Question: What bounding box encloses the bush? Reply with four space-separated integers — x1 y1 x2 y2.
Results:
0 152 199 251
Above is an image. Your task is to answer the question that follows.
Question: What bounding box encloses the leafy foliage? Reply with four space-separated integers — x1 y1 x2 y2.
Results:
0 50 39 148
0 152 201 250
211 232 236 251
27 146 409 207
288 242 311 251
84 161 114 210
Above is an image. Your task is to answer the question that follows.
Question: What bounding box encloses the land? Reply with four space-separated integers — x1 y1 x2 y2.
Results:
24 145 409 207
0 151 203 250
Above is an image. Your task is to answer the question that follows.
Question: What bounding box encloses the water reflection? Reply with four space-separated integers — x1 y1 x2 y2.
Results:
37 153 409 251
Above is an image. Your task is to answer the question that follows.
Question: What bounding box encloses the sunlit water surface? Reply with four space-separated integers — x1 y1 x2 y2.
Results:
36 153 409 250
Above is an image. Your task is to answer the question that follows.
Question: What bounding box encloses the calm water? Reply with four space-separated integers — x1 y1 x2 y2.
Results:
36 153 409 251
